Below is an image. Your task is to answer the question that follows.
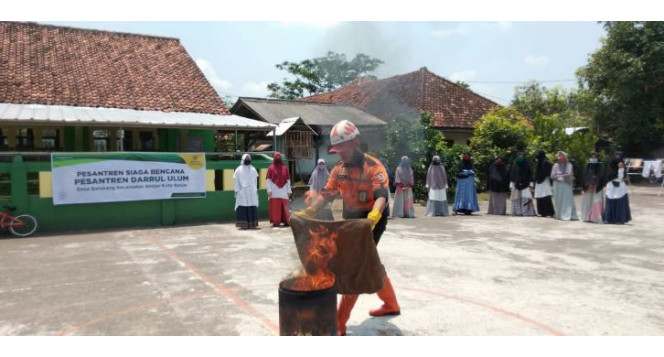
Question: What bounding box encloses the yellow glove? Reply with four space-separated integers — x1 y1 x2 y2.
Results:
367 209 382 230
296 206 317 219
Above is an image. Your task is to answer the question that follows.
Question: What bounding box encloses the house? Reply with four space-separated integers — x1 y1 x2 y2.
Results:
300 67 501 146
0 21 273 153
230 97 386 179
0 22 275 233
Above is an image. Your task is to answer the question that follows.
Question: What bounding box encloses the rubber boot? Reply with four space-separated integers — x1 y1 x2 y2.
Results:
369 275 401 317
337 294 359 336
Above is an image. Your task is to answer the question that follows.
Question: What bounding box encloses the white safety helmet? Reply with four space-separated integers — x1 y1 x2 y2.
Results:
329 120 360 151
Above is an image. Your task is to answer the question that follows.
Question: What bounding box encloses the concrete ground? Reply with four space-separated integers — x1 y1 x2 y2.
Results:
0 185 663 336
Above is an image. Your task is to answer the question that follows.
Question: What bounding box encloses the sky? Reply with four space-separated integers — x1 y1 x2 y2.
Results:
42 21 608 106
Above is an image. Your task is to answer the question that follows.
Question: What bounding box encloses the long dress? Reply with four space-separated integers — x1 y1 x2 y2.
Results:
487 162 509 215
604 166 632 224
392 163 415 218
534 154 555 217
424 161 449 217
267 161 292 227
510 160 536 216
453 161 480 215
580 162 606 223
551 162 578 221
308 164 334 221
234 162 259 229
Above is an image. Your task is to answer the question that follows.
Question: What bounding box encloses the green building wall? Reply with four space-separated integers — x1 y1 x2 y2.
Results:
0 153 275 235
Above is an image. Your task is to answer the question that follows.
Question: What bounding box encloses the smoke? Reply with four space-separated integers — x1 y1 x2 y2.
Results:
315 22 413 78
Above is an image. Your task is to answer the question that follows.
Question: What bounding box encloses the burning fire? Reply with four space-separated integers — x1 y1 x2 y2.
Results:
288 225 338 291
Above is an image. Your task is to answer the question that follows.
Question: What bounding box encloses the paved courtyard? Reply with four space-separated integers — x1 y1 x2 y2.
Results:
0 185 663 336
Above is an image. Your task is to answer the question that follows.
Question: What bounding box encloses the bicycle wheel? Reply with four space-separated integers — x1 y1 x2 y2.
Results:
9 214 38 237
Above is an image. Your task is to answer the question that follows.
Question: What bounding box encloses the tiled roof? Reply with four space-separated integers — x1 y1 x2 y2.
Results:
0 22 228 115
300 67 501 129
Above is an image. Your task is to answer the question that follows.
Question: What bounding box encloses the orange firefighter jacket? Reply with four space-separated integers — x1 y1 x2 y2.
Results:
321 152 389 217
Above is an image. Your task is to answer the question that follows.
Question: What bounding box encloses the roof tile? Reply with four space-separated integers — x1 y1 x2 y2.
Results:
300 67 500 129
0 22 228 115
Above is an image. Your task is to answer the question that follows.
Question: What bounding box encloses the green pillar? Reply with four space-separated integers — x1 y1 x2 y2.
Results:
10 154 28 211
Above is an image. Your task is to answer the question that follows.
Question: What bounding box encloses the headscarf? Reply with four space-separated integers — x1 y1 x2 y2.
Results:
488 157 509 192
535 150 552 184
426 155 447 190
267 151 290 188
583 154 606 192
510 152 532 190
395 156 414 187
556 151 569 175
308 159 330 192
457 152 474 172
236 154 255 188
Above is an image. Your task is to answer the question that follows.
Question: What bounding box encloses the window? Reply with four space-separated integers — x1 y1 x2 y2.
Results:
41 129 60 150
0 129 8 150
16 129 35 150
121 130 133 151
93 129 110 152
139 131 155 151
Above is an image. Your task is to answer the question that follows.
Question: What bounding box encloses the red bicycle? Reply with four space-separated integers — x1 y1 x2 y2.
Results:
1 205 38 237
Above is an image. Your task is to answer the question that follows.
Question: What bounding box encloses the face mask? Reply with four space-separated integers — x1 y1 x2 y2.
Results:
243 159 251 165
432 160 440 165
589 158 598 164
516 157 525 163
274 158 281 164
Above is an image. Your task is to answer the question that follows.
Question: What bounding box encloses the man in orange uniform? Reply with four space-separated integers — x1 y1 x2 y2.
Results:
298 119 401 336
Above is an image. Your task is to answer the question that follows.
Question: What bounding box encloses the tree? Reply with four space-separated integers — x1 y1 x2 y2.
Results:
469 107 535 190
455 81 470 89
577 21 664 156
267 51 384 100
511 80 591 127
380 112 465 201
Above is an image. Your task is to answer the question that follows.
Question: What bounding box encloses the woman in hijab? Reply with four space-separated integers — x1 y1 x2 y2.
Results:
424 155 449 217
487 157 509 215
581 152 607 223
234 153 259 230
266 152 292 227
510 152 536 216
307 158 334 220
550 151 578 221
604 153 632 224
534 150 555 218
392 155 415 218
453 152 480 215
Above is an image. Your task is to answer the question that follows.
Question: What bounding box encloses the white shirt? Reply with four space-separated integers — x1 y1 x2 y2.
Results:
605 168 628 199
267 179 292 199
534 179 553 198
234 165 259 210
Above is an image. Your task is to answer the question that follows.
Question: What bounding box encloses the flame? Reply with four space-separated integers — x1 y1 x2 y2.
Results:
289 225 338 291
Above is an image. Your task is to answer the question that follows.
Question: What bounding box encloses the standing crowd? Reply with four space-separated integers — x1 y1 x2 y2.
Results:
234 149 632 229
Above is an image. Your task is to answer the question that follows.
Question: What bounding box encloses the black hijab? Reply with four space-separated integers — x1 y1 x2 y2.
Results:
488 158 509 192
510 153 532 190
583 159 607 192
607 156 624 181
535 150 552 184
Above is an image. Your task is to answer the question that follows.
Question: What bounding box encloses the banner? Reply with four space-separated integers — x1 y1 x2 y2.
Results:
51 152 206 205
